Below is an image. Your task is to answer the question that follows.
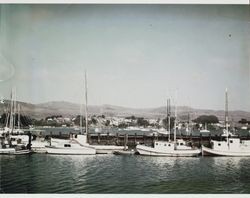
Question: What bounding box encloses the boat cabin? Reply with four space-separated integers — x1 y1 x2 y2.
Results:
153 139 192 151
211 138 250 151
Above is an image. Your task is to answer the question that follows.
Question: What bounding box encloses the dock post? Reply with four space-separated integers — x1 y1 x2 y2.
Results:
107 132 110 145
209 134 212 147
143 133 146 144
199 134 202 147
27 131 32 150
124 134 128 150
59 132 62 137
134 133 137 146
88 134 92 144
98 133 101 144
116 133 119 145
50 131 52 136
152 133 155 146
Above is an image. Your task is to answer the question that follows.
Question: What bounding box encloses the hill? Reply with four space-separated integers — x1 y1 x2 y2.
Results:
0 100 250 121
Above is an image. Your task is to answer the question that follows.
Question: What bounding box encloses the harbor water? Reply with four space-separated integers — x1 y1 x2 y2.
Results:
1 154 250 193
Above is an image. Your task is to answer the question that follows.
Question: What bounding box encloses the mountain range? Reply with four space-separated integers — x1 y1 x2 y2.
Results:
0 100 250 121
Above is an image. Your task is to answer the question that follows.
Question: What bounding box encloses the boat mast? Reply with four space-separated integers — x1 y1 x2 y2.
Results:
174 100 177 144
80 103 83 134
13 88 16 131
225 88 229 142
18 103 20 130
9 88 14 133
84 71 88 143
167 98 171 142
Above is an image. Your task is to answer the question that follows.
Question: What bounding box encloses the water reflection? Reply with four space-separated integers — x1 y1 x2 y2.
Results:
1 154 250 193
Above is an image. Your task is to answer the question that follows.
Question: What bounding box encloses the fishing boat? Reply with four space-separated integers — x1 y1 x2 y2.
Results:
45 71 125 154
82 71 125 154
45 134 96 155
202 89 250 156
136 98 200 157
0 89 31 155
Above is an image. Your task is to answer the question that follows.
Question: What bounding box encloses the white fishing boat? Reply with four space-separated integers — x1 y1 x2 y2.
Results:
0 89 31 155
137 139 200 157
136 98 200 157
45 134 96 155
202 89 250 156
82 71 125 154
45 71 125 154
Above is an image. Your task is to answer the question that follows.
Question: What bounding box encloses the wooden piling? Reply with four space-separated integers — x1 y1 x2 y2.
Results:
116 133 119 145
98 133 101 144
107 132 110 145
124 134 128 149
199 134 202 147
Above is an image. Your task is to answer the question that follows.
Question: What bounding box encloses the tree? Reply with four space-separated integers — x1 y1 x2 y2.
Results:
91 117 97 125
137 117 149 127
125 115 136 120
193 115 219 124
74 115 87 126
239 119 248 124
105 120 110 126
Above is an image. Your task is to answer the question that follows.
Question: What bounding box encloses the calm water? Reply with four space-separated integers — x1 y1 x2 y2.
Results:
1 154 250 193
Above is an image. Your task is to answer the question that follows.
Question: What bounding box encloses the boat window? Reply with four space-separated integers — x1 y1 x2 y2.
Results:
64 144 71 147
230 140 233 143
156 143 158 145
168 144 171 147
75 135 77 138
180 143 184 146
218 143 221 146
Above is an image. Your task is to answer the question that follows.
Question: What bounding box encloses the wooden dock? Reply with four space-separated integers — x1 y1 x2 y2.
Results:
40 132 250 149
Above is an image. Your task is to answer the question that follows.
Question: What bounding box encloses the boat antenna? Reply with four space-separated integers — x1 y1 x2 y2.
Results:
84 70 88 143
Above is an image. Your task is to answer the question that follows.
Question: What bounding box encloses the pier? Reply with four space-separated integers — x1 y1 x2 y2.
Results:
37 132 250 149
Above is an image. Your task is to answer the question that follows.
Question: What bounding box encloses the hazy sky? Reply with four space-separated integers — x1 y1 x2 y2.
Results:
0 5 249 110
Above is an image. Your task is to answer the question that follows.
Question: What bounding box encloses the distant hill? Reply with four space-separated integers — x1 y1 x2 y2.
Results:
0 100 250 121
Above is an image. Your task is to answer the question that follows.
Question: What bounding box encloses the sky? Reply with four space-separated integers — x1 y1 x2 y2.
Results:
0 5 249 110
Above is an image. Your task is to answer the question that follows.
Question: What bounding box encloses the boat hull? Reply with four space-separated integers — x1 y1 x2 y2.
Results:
113 150 135 155
202 146 250 156
136 145 200 157
45 147 96 155
92 145 127 154
0 148 31 155
14 150 32 155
